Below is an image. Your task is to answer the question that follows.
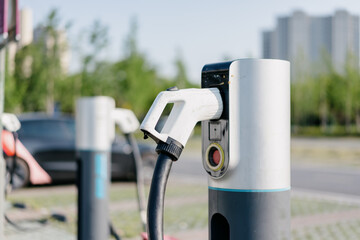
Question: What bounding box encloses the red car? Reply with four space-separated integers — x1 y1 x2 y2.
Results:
2 129 51 189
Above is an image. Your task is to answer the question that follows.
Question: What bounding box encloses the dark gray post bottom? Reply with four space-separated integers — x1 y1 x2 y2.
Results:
209 188 290 240
78 151 110 240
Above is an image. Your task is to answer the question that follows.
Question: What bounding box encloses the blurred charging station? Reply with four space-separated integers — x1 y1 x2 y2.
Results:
76 97 114 240
141 59 290 240
76 96 148 240
0 0 20 238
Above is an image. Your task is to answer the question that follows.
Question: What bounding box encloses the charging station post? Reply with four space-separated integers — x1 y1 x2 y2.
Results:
0 1 20 236
141 58 290 240
202 59 290 239
76 97 149 239
76 97 115 240
0 41 5 240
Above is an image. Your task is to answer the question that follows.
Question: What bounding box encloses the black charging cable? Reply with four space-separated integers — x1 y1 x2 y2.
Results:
125 133 147 231
110 222 121 240
147 153 173 240
9 132 18 188
146 139 183 240
5 132 68 231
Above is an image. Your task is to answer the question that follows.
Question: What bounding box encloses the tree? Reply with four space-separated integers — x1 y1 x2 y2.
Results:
343 52 360 133
112 19 163 117
79 20 110 97
8 9 68 114
8 12 195 119
46 10 67 114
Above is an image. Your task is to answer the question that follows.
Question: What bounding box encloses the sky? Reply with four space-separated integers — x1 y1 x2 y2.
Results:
19 0 360 84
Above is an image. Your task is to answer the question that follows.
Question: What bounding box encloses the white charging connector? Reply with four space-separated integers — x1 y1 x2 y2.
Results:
140 88 223 148
2 113 21 132
112 108 140 134
141 87 223 240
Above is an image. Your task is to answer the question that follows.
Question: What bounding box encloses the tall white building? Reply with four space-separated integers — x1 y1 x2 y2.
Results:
262 10 359 76
7 8 34 73
7 8 70 75
20 8 34 47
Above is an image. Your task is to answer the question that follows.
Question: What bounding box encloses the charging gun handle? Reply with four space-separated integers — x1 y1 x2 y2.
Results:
140 88 223 147
112 108 140 134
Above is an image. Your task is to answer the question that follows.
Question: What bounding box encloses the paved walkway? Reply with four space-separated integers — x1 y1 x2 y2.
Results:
5 222 74 240
4 189 360 240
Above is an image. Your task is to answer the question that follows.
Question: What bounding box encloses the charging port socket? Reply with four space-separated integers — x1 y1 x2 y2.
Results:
206 143 224 171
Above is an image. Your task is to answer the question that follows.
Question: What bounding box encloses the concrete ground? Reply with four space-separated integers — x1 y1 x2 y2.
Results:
4 185 360 240
4 137 360 240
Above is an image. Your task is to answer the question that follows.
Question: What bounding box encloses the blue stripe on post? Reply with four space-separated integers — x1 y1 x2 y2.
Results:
95 153 107 199
208 186 291 192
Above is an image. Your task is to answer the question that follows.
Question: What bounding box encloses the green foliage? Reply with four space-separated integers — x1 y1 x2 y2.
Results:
9 8 360 137
57 17 197 118
292 52 360 135
12 43 47 112
74 18 167 118
5 11 197 118
173 50 198 89
112 54 161 118
6 9 66 114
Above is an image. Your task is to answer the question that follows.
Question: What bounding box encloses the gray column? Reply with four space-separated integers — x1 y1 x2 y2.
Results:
0 44 6 240
76 97 115 240
202 59 291 240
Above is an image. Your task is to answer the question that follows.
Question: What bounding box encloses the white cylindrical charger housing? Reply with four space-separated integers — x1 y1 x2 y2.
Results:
202 59 290 240
76 96 115 151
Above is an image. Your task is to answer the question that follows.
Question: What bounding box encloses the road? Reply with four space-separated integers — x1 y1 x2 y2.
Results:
170 150 360 196
291 165 360 196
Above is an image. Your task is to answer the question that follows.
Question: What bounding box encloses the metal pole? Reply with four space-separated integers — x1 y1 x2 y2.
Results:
0 47 6 239
202 59 290 240
76 97 115 240
0 45 6 240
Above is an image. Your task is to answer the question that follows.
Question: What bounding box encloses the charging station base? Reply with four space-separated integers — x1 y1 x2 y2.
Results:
208 188 290 240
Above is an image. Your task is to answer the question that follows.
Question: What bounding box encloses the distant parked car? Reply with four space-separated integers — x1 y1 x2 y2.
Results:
15 113 157 187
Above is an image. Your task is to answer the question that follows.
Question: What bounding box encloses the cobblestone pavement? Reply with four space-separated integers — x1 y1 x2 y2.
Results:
4 186 360 240
4 137 360 239
5 222 75 240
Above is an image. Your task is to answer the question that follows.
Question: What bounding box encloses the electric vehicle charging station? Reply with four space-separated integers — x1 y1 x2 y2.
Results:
0 1 20 237
76 96 114 240
2 113 21 192
2 113 21 133
141 59 290 240
76 96 149 240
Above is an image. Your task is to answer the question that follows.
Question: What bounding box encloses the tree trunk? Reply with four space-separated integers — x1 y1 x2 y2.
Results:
345 95 352 134
46 77 54 115
320 102 328 133
356 111 360 133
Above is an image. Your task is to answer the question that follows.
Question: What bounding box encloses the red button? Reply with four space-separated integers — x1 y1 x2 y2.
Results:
212 149 221 165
